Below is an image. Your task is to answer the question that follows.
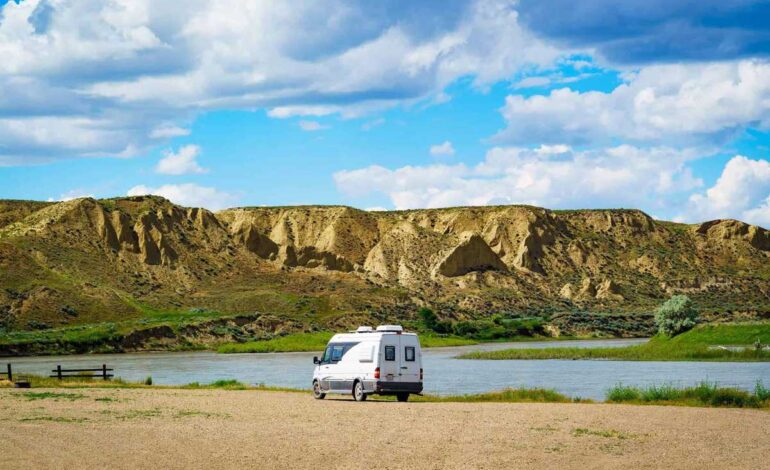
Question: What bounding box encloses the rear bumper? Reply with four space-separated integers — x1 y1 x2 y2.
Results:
374 381 423 394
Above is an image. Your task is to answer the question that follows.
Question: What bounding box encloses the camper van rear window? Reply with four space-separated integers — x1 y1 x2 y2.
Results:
385 345 396 361
405 346 415 361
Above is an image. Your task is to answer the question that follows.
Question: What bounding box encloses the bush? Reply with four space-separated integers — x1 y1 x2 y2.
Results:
432 320 454 335
418 308 438 331
655 295 698 336
144 376 153 386
453 321 479 337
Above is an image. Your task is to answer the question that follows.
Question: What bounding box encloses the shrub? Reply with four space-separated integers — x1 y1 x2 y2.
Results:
655 295 698 336
432 320 454 335
453 321 479 337
418 308 438 331
755 381 770 401
144 376 153 386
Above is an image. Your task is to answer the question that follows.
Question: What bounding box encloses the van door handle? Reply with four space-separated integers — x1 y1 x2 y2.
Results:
400 366 408 369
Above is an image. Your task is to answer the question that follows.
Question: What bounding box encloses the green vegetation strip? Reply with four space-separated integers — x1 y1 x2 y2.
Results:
458 322 770 362
607 381 770 408
217 332 476 353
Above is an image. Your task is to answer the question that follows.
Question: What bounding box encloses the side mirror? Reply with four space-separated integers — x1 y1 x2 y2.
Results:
313 356 320 365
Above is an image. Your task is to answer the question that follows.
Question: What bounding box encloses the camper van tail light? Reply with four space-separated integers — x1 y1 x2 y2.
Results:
374 367 380 379
420 368 423 380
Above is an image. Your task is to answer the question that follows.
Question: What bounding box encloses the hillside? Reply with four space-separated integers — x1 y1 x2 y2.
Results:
1 196 769 353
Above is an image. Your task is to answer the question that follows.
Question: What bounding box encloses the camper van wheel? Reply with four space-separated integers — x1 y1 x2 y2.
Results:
396 393 409 402
312 381 326 400
353 381 367 401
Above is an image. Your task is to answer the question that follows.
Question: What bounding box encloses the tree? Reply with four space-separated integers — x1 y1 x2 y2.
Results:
655 295 698 337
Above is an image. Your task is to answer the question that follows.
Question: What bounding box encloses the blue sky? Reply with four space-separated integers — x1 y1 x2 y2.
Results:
1 0 770 227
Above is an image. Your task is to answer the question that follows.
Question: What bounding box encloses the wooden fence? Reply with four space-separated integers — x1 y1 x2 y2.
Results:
50 364 113 380
0 363 11 381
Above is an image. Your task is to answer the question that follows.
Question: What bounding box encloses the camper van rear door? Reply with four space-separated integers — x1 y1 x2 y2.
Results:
380 335 399 380
399 338 420 382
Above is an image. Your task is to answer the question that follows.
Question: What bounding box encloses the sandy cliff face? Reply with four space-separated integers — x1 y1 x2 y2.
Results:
1 197 769 330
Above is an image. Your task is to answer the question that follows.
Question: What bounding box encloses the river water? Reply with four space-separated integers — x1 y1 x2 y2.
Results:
6 338 769 400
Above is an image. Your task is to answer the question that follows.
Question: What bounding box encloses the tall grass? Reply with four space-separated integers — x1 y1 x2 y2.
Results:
606 381 770 408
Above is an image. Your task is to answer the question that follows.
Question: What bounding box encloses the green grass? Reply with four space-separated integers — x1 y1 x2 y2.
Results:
217 332 334 353
458 322 770 361
217 332 477 353
20 391 86 401
606 381 770 408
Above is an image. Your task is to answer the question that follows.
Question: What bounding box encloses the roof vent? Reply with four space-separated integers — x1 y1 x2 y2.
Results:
376 325 404 332
356 326 374 333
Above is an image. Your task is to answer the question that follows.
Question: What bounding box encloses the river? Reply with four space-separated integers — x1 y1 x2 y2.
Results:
6 338 769 400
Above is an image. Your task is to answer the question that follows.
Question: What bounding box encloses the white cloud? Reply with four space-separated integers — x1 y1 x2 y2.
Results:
687 155 770 227
298 120 329 132
0 0 559 164
155 145 207 175
430 141 456 157
335 145 704 212
496 60 770 145
364 206 388 212
126 183 237 210
150 125 191 139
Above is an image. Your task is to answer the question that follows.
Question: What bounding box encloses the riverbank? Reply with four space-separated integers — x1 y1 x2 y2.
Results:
5 375 769 409
459 322 770 362
2 387 768 469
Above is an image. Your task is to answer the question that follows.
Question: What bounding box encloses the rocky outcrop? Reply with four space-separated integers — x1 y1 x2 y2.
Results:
435 234 506 277
696 219 770 251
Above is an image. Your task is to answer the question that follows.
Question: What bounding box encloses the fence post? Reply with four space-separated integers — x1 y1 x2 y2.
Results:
6 363 11 382
102 364 108 380
56 365 62 380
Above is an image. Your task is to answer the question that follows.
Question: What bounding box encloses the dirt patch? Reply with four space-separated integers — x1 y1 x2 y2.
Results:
1 388 768 469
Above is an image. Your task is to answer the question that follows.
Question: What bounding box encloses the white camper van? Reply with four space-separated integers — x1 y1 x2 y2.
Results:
312 325 423 402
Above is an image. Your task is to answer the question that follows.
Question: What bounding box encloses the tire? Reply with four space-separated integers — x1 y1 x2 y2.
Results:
312 380 326 400
353 381 367 401
396 392 409 402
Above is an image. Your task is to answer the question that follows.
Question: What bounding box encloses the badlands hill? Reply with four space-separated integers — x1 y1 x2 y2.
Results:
1 196 769 344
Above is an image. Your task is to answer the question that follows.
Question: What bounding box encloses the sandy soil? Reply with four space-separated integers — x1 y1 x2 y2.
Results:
1 388 768 469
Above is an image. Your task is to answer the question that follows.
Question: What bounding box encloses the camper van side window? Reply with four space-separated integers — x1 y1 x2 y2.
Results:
322 346 332 364
405 346 415 362
384 345 396 361
331 345 345 362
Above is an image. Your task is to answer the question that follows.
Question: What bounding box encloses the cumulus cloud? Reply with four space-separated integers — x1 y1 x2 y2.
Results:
496 60 770 146
126 183 237 210
517 0 770 64
155 145 207 175
0 0 558 164
335 145 704 211
687 156 770 227
430 141 455 156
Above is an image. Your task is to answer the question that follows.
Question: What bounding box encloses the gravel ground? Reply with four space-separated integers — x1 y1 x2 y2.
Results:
1 388 768 469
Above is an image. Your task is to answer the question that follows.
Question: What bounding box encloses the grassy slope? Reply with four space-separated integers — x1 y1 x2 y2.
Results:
459 322 770 361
